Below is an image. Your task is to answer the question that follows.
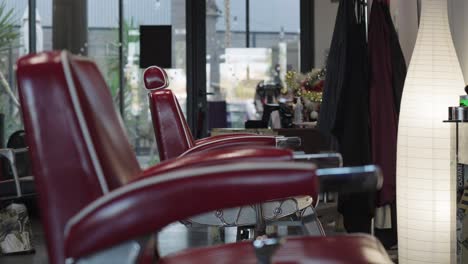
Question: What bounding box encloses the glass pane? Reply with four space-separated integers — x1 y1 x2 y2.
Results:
0 1 27 144
206 0 300 129
123 0 187 167
86 0 187 167
87 0 119 104
35 0 53 51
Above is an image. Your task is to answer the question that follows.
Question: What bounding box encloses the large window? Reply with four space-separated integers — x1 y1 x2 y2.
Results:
36 0 52 51
206 0 300 129
87 0 186 166
0 1 27 144
123 0 186 166
0 0 186 164
0 0 52 145
0 0 313 148
87 0 120 106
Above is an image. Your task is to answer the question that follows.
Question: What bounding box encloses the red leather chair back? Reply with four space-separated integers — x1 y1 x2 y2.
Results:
68 53 141 188
144 66 195 161
16 51 141 264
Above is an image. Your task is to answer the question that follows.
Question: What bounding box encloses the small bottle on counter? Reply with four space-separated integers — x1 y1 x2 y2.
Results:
294 97 303 124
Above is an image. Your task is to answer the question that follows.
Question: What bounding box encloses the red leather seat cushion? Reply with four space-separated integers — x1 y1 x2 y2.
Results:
159 235 392 264
139 146 293 180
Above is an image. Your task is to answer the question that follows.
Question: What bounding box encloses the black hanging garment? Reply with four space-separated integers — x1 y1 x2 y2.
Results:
318 0 374 233
317 0 348 135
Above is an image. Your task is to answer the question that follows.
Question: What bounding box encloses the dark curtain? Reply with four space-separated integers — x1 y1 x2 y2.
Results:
318 0 373 233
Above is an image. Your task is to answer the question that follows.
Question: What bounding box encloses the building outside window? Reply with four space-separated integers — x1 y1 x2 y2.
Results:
206 0 300 128
0 0 314 158
88 0 186 166
0 0 187 167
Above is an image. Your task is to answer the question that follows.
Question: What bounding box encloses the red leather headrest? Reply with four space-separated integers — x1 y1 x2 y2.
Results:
143 66 169 90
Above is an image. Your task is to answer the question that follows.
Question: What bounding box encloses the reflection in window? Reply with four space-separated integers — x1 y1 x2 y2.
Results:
207 0 300 129
0 0 52 144
123 0 186 166
0 1 27 143
86 0 186 167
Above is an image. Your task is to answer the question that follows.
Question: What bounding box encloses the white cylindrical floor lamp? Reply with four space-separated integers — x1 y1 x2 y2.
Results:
397 0 465 263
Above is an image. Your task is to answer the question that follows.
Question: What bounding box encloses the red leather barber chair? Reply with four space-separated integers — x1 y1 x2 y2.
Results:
143 66 341 166
143 66 346 235
16 51 391 264
143 66 303 161
143 66 344 235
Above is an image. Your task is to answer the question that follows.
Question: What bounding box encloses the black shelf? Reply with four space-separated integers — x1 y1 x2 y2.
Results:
444 120 468 123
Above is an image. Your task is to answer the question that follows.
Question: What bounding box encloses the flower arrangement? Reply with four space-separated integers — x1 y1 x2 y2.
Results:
283 69 326 102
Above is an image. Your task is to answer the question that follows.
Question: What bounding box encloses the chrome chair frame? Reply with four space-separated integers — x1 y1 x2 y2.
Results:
0 147 32 200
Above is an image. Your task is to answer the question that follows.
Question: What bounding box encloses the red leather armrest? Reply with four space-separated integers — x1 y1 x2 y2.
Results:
180 136 277 157
64 161 317 259
139 146 294 180
194 133 259 145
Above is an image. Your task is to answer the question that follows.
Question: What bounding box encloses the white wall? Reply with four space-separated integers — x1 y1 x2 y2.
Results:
389 0 419 66
449 0 468 84
387 0 468 84
313 0 419 69
367 0 419 66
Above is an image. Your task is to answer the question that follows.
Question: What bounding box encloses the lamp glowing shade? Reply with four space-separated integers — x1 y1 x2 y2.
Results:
397 0 465 263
